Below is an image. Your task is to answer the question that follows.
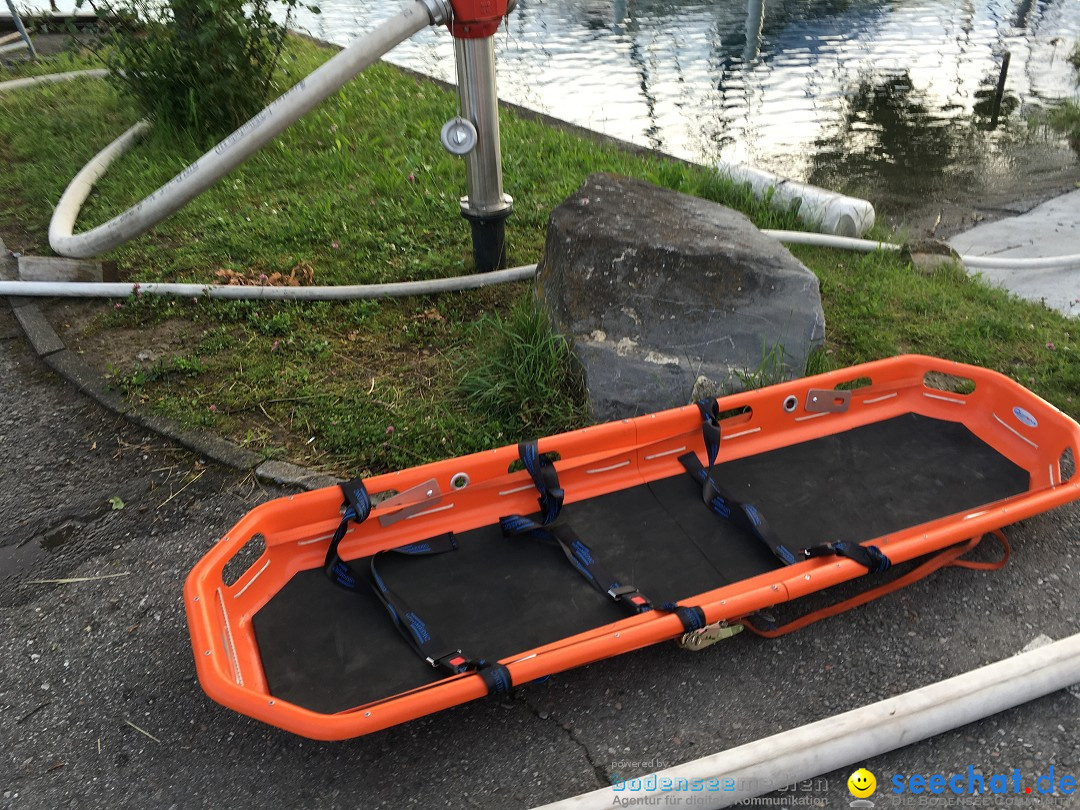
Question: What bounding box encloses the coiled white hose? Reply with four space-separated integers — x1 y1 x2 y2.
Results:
40 0 443 258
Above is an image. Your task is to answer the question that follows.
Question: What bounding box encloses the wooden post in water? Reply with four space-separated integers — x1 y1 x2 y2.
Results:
991 50 1011 128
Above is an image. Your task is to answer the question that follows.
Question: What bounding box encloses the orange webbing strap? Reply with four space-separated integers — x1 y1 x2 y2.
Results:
739 529 1010 638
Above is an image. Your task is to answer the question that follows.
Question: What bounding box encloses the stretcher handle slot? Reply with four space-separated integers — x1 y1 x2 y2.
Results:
923 371 976 396
221 533 266 587
1060 446 1076 484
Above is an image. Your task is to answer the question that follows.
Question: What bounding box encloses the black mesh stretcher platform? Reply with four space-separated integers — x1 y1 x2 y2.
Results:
185 356 1080 739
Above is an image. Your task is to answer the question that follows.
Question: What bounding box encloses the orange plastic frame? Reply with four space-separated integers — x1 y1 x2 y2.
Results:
185 355 1080 740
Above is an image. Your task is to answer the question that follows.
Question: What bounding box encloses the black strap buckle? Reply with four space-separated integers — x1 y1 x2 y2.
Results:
428 650 470 675
608 584 652 613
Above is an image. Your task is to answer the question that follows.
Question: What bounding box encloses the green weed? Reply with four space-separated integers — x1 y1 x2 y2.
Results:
733 341 792 391
459 295 588 439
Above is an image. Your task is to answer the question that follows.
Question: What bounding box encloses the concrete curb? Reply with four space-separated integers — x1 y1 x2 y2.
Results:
3 235 342 491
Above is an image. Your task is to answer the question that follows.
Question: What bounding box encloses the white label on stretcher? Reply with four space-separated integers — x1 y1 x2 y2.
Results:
1013 406 1039 429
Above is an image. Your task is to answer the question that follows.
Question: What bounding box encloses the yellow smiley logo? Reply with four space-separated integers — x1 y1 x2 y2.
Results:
848 768 877 798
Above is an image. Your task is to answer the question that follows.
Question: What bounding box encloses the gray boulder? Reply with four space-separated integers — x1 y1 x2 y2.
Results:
536 173 825 422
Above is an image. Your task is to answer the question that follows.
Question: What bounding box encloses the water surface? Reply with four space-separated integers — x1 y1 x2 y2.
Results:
300 0 1080 218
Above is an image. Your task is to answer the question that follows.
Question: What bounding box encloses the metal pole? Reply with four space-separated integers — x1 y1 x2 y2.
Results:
454 34 512 271
4 0 37 59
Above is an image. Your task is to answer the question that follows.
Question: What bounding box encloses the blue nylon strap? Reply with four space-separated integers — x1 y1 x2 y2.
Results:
322 479 508 687
678 451 798 566
323 478 373 590
367 549 469 674
500 518 654 615
661 602 708 633
367 548 517 689
324 477 456 592
341 478 372 524
502 440 655 616
477 661 514 695
696 400 722 468
390 534 458 556
367 547 521 689
516 441 564 526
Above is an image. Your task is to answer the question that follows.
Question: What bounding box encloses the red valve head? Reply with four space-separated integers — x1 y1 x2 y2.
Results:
447 0 509 39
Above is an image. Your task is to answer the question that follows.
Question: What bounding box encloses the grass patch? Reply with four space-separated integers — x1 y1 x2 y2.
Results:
1 39 1077 476
459 296 587 439
795 248 1077 408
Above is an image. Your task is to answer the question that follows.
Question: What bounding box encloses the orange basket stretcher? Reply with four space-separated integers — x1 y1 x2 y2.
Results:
184 355 1080 740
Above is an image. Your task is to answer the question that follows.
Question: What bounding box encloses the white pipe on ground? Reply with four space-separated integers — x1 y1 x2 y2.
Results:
761 229 901 254
44 0 448 258
0 39 30 55
719 160 877 238
0 68 109 92
957 253 1080 271
761 230 1080 271
0 264 538 299
532 632 1080 810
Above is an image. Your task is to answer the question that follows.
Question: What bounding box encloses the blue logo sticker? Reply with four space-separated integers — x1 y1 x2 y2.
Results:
1013 406 1038 429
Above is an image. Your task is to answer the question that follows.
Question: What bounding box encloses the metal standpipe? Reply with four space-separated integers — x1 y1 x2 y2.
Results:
441 0 514 272
3 0 38 59
454 35 512 271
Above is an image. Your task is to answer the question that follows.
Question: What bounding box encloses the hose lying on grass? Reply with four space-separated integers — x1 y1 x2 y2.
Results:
0 265 539 299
